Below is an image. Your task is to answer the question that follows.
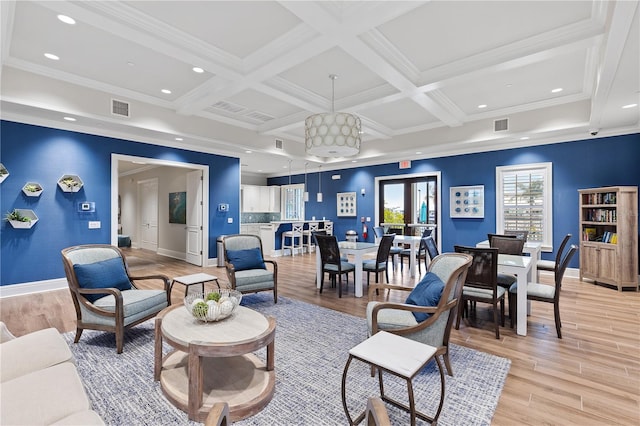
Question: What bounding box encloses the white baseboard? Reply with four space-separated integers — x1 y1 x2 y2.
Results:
0 278 68 298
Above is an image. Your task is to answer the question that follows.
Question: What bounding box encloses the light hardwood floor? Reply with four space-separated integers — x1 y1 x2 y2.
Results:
1 248 638 425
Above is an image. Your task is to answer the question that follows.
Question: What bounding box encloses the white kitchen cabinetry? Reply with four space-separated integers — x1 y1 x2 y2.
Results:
242 185 280 212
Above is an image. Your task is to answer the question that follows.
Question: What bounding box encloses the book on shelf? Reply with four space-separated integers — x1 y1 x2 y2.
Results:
583 227 596 241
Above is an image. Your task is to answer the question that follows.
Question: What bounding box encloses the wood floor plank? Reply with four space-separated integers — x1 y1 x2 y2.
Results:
1 247 638 425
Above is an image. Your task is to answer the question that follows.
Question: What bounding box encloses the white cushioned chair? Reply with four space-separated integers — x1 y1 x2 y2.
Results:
366 252 472 376
61 244 170 354
223 234 278 303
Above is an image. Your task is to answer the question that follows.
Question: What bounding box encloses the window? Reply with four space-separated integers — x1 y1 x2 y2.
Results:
281 184 305 220
496 162 552 250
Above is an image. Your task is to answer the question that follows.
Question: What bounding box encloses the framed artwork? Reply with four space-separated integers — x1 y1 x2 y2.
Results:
450 185 484 218
337 191 357 217
169 191 187 224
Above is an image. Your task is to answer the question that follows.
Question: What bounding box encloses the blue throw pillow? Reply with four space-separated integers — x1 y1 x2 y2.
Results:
226 248 266 271
405 272 445 322
73 257 132 303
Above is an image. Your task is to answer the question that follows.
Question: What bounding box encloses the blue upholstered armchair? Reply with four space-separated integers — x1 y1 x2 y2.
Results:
366 253 472 376
222 234 278 303
61 244 170 354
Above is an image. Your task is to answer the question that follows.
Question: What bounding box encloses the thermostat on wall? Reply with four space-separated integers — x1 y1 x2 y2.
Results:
77 201 95 212
218 203 229 212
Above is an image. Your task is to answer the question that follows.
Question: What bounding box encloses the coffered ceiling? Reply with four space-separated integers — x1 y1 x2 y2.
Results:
1 1 638 177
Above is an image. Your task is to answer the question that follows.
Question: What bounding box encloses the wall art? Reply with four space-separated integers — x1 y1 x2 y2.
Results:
450 185 484 218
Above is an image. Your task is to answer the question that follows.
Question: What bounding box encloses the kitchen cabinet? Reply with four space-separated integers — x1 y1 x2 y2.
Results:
242 185 280 212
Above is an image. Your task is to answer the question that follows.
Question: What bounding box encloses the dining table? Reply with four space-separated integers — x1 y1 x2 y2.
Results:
497 254 533 336
476 239 542 280
315 241 378 298
391 235 423 278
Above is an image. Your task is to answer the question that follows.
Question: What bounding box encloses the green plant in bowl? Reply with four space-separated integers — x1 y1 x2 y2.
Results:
5 210 31 222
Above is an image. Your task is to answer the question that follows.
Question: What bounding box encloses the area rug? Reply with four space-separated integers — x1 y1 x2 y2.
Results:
62 295 510 425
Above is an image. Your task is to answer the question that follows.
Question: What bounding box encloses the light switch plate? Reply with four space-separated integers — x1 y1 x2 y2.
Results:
88 221 101 229
227 217 233 223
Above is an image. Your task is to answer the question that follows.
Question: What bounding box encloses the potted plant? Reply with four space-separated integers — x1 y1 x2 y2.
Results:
0 163 8 184
57 174 83 192
5 209 38 229
22 182 43 197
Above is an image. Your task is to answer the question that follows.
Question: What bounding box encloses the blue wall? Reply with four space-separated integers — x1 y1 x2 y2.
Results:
270 134 640 268
1 120 240 286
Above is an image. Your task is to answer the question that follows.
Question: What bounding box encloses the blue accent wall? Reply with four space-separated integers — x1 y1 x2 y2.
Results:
270 134 640 268
1 120 240 286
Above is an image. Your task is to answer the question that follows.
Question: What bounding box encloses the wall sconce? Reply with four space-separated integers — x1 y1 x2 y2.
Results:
361 188 366 197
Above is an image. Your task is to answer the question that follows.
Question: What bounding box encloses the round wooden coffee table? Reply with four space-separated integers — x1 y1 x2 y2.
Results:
154 304 276 422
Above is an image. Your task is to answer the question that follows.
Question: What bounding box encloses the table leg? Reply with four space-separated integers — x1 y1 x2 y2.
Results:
409 243 417 278
266 339 275 371
316 249 322 289
188 348 204 421
154 317 162 381
354 252 364 297
341 355 360 425
516 269 528 336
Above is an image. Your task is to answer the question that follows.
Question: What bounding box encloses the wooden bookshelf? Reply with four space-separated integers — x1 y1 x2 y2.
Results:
578 186 638 291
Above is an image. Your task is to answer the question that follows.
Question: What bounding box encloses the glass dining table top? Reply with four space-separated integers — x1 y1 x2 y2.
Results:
498 254 531 268
338 241 378 251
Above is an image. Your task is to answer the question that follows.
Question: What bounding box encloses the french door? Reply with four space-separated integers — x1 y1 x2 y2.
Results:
378 175 438 237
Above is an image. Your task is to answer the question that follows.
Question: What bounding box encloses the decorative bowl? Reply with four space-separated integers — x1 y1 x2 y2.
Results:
184 289 242 322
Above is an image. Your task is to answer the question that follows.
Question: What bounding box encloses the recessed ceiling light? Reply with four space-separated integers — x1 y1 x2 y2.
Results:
245 150 252 154
175 137 183 141
478 104 487 109
258 170 263 172
57 14 75 25
520 136 529 140
127 61 135 67
416 151 422 154
192 67 204 73
44 53 59 60
351 160 357 163
63 116 76 121
551 88 563 93
161 89 171 94
622 103 637 109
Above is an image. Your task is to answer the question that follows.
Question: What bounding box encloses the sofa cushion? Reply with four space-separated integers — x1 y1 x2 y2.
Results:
73 257 132 302
405 272 445 322
0 327 73 383
1 363 93 425
226 248 266 271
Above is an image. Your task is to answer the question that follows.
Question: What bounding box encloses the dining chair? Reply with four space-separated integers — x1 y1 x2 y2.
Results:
424 235 439 261
282 222 304 256
315 234 355 298
363 235 395 285
509 245 578 338
453 245 504 339
537 234 572 274
504 230 529 241
489 236 526 291
487 233 518 245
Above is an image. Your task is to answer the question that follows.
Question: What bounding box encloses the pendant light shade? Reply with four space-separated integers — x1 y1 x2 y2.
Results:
305 74 361 157
317 166 323 202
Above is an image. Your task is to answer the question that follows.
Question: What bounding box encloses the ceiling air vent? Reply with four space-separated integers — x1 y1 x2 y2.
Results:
275 139 283 150
111 99 130 118
494 118 509 132
245 111 275 122
212 101 247 114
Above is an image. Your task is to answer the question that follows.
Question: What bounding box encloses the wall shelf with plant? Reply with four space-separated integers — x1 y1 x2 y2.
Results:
22 182 43 197
0 163 8 184
5 209 38 229
57 174 83 193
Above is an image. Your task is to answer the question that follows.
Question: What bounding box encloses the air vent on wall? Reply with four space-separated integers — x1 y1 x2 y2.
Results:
494 118 509 132
275 139 283 150
111 99 130 118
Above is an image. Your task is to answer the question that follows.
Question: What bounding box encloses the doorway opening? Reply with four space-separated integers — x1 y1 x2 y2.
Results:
111 154 210 266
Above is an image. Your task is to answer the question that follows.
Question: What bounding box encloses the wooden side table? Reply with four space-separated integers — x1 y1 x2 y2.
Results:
169 273 219 301
341 331 445 425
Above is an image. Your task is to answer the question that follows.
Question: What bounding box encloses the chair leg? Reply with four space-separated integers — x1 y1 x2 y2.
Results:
338 274 343 298
442 352 454 377
385 268 389 283
116 329 124 354
319 273 324 293
493 302 500 339
500 299 505 327
74 328 83 344
554 302 562 339
455 300 463 330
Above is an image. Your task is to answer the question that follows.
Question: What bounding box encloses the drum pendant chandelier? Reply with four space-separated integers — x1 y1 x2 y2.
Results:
305 74 361 157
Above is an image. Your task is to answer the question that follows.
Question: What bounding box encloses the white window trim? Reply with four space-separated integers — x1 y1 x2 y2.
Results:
496 162 553 252
280 183 305 221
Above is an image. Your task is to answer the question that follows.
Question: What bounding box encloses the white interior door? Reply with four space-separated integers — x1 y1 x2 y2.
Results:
139 178 158 252
186 170 203 265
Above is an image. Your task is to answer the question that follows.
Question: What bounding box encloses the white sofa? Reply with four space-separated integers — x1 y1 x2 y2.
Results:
0 322 104 425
